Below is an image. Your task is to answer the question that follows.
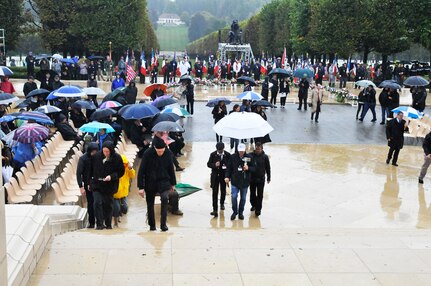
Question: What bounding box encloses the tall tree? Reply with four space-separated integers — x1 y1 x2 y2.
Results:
0 0 25 50
289 0 311 58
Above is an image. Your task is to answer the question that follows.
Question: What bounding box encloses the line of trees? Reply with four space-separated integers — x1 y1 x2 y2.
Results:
2 0 159 59
188 0 431 64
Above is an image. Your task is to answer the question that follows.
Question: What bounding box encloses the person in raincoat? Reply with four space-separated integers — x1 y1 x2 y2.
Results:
111 72 125 91
113 154 136 227
12 141 43 172
310 84 324 123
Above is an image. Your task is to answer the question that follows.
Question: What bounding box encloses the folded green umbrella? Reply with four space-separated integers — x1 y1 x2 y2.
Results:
175 183 202 198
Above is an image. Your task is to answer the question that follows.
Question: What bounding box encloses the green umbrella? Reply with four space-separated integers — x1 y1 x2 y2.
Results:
175 183 202 198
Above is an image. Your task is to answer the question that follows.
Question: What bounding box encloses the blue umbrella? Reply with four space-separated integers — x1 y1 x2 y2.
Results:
391 106 421 119
71 100 97 110
237 91 263 101
60 58 75 65
26 88 50 98
16 111 54 125
0 115 16 123
46 89 59 100
404 76 429 87
0 93 19 105
53 86 86 98
0 66 13 76
379 80 402 90
293 68 314 79
206 97 232 107
121 103 160 120
80 121 115 133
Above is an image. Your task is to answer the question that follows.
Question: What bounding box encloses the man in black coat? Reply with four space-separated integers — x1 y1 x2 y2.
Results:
252 61 261 81
169 60 177 82
76 143 99 228
207 142 231 217
339 63 347 89
138 136 177 231
91 141 125 229
23 76 37 97
55 114 80 141
225 143 255 220
249 142 271 217
25 52 35 77
419 131 431 184
386 112 408 166
194 59 203 80
359 85 377 122
297 78 309 111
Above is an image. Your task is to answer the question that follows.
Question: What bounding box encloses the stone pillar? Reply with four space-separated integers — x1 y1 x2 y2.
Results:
0 141 8 285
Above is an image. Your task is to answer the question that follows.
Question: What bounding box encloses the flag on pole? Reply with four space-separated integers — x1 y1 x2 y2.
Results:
125 49 136 82
347 57 351 74
281 47 287 69
140 51 146 75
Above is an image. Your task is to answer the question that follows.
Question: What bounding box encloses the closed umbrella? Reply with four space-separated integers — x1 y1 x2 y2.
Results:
80 121 115 133
213 111 274 139
71 100 97 110
237 91 263 101
152 113 181 125
152 121 184 132
175 183 202 198
404 76 429 87
54 86 86 98
152 95 178 109
355 80 376 88
161 106 190 117
0 93 19 105
391 106 421 119
237 76 256 86
26 88 50 98
13 123 49 144
0 66 13 76
16 111 54 125
100 101 122 109
83 87 106 96
120 103 160 120
35 105 62 114
206 97 232 107
144 84 168 97
293 68 314 79
89 108 117 121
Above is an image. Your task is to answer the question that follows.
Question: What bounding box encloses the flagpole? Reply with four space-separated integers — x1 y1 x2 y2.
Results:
109 41 112 60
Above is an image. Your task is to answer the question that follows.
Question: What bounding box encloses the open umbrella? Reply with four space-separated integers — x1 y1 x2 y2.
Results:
35 105 62 114
61 58 75 65
152 95 178 109
118 104 133 116
26 88 50 98
237 91 263 101
83 87 106 96
206 97 232 107
16 99 31 109
355 80 376 88
152 113 181 125
103 87 126 102
100 101 122 109
268 68 292 78
0 115 16 123
53 86 86 98
88 56 105 61
52 54 63 60
120 103 160 120
179 74 193 83
16 111 54 125
144 84 168 97
237 76 256 86
252 100 276 108
152 121 184 132
379 80 402 90
213 111 274 139
80 121 115 133
13 123 49 144
175 183 202 198
71 100 97 110
46 89 59 101
0 66 13 76
0 93 19 105
293 68 314 79
391 106 421 119
404 76 429 87
90 108 117 121
161 106 190 117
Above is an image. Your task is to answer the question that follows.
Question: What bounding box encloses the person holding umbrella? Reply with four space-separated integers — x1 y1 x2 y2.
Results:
387 88 400 118
359 85 377 122
379 88 390 125
279 77 290 108
225 143 255 220
386 111 408 167
181 76 194 115
412 86 427 113
269 75 278 106
212 100 227 142
138 136 177 232
207 142 231 217
297 77 309 111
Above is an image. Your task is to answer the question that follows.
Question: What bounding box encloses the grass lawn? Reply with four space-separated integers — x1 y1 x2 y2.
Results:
156 25 189 51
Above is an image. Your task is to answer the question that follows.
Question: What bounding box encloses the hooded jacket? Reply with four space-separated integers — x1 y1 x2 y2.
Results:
76 142 98 188
125 81 138 104
114 154 136 199
91 141 125 195
249 150 271 184
226 152 255 189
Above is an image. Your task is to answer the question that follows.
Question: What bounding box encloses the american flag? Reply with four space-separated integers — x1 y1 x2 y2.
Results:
125 50 137 82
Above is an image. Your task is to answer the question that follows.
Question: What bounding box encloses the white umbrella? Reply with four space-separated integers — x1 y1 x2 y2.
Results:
83 87 107 96
355 80 376 88
52 54 63 60
213 112 274 139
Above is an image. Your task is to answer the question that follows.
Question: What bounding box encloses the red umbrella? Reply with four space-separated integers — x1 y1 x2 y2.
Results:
143 84 167 97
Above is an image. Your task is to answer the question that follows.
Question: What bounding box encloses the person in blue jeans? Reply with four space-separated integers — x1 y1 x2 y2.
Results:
359 85 377 122
225 143 255 220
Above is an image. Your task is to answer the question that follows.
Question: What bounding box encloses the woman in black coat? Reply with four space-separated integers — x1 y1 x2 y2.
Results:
125 81 138 104
212 101 227 142
269 75 278 105
182 80 194 115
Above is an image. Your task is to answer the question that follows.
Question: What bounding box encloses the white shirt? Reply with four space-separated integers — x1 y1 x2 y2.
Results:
179 61 190 76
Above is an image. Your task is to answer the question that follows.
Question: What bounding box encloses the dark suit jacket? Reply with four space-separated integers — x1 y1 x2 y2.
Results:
386 118 407 149
207 150 231 187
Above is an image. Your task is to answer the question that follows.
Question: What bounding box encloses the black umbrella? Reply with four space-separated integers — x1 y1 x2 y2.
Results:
252 100 276 108
26 88 50 98
404 76 429 87
237 76 256 86
88 56 105 61
90 108 117 121
71 100 97 110
152 113 181 126
179 74 193 83
103 88 127 104
152 121 184 132
151 96 178 109
16 99 31 109
268 68 292 78
379 80 402 90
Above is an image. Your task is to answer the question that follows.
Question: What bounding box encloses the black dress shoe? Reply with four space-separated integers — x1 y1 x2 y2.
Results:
96 225 104 230
230 213 236 220
380 122 385 125
386 159 390 164
161 225 168 232
220 205 225 210
315 120 319 123
419 178 424 184
238 214 244 220
297 108 301 110
371 119 377 122
176 167 185 172
150 226 156 231
210 211 218 217
105 225 113 230
392 163 399 167
88 224 95 229
250 207 256 211
255 211 261 217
